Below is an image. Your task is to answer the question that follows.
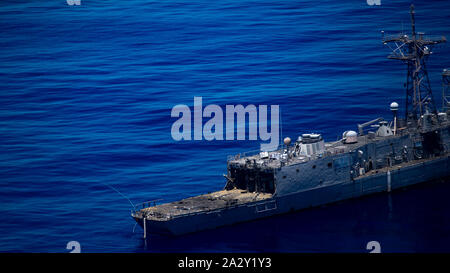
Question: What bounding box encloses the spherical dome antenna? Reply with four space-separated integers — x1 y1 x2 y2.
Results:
390 102 399 112
283 137 291 146
343 130 358 144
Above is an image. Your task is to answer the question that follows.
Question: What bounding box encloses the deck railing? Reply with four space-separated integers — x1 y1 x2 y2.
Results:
134 199 163 212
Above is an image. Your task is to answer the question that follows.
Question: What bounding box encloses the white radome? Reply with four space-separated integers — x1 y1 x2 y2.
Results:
390 102 399 111
283 137 291 146
343 130 358 144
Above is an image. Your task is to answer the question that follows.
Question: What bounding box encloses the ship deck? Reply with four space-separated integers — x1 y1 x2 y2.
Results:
139 189 272 220
355 154 450 179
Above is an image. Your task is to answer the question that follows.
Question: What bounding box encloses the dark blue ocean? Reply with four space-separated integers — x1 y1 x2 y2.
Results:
1 0 450 253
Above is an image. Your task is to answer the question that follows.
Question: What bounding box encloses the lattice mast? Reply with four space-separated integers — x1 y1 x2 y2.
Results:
443 69 450 112
382 4 446 122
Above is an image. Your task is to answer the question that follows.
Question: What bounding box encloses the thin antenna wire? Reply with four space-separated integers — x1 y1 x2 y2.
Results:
100 181 136 211
280 106 283 147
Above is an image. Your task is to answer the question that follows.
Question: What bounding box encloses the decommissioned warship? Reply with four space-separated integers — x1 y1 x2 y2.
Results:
132 5 450 236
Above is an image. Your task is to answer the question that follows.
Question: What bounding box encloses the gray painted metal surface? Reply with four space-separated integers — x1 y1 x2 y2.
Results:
132 122 450 236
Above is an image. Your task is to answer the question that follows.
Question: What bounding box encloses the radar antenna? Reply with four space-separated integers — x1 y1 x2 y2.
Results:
382 4 446 122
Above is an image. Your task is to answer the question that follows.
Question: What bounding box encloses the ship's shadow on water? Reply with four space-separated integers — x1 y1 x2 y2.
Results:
136 179 450 253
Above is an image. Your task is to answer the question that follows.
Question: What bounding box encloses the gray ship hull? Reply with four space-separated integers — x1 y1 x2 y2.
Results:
135 155 450 236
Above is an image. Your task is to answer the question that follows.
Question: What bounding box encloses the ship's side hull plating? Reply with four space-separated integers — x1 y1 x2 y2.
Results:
136 155 450 236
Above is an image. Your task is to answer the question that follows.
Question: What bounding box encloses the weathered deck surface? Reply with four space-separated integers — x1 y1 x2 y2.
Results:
141 189 272 220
